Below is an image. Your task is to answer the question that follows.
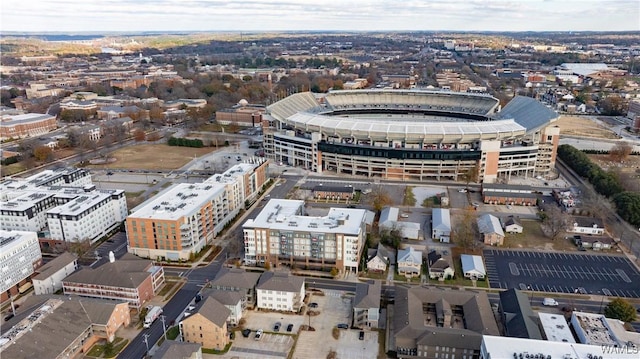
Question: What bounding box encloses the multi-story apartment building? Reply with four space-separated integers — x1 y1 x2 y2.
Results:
256 271 305 312
0 230 42 302
62 253 165 309
127 160 268 261
46 190 127 243
0 168 92 201
209 267 261 310
0 113 57 139
0 192 57 232
243 199 368 274
180 296 230 351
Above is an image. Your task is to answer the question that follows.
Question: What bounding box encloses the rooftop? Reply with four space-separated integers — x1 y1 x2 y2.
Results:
63 253 154 288
256 271 305 293
482 335 638 359
128 182 225 220
32 252 78 281
538 312 576 343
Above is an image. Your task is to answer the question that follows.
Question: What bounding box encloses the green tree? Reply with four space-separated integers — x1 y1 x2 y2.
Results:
604 297 637 322
613 191 640 227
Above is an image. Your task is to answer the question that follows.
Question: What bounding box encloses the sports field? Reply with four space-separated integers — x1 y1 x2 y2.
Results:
90 144 217 170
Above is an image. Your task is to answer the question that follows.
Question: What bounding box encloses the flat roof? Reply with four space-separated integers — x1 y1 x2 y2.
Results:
0 113 55 126
538 312 576 343
46 191 113 216
243 199 366 235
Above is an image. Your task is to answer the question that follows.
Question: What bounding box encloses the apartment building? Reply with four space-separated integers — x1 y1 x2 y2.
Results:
0 113 57 139
256 271 305 312
62 253 165 309
209 267 261 310
0 168 92 201
0 297 130 358
127 160 268 261
180 296 230 351
32 252 78 295
46 190 127 243
243 199 368 273
0 192 57 232
0 230 43 302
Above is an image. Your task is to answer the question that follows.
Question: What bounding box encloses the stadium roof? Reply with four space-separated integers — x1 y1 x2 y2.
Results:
496 96 558 132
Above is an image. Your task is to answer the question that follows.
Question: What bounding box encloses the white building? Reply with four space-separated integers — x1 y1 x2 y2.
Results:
0 230 42 297
0 192 57 232
397 246 422 278
0 168 92 201
47 190 127 243
379 207 421 240
461 254 486 279
480 335 639 359
256 271 305 312
207 290 244 327
538 312 576 343
569 217 605 235
243 199 368 273
32 252 78 295
571 311 640 348
431 208 451 242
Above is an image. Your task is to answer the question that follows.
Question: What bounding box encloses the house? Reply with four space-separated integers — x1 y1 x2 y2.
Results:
32 252 78 295
427 250 454 280
313 185 354 200
460 254 486 279
180 296 230 351
477 214 505 246
569 216 605 235
1 296 130 358
431 208 451 242
154 340 202 359
503 216 523 234
256 271 305 312
366 243 395 273
209 267 261 310
393 286 499 358
62 253 165 309
499 289 543 339
573 235 616 251
380 207 422 240
205 290 244 327
397 246 422 278
352 280 381 329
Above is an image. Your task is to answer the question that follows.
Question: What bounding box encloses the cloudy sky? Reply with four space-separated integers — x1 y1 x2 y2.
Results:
2 0 639 33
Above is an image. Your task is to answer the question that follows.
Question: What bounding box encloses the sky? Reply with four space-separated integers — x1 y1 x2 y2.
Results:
1 0 639 33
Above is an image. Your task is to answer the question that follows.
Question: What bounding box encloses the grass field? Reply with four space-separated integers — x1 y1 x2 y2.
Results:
88 144 217 170
555 115 619 139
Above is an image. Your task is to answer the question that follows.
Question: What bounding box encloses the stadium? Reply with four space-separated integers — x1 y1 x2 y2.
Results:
263 90 559 183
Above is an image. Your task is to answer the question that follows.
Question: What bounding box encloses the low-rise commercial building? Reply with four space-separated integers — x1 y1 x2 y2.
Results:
62 253 165 309
0 230 42 302
0 113 57 139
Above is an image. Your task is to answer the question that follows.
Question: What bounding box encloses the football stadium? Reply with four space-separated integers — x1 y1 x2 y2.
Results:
263 90 559 183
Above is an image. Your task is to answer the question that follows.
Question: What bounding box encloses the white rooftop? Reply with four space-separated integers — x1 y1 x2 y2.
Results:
244 199 366 235
482 335 638 359
538 312 576 343
129 182 226 220
0 230 38 256
46 191 115 216
461 254 486 276
205 161 263 184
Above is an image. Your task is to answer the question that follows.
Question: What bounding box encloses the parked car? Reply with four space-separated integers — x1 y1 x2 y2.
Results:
359 331 365 340
309 302 318 308
337 323 349 329
274 322 281 332
194 294 202 303
241 329 252 337
286 324 294 332
255 329 263 340
4 313 14 322
542 298 558 306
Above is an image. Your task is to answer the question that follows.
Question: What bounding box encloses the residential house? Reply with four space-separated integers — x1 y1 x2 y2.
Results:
393 286 499 359
503 216 523 234
62 253 165 309
431 208 451 242
353 280 381 329
32 252 78 295
366 243 395 273
478 214 505 246
209 267 261 310
380 207 421 240
499 289 543 339
256 271 305 312
154 340 202 359
206 290 244 327
427 250 454 280
397 246 422 278
180 296 230 351
569 216 605 235
460 254 486 279
1 296 130 358
573 235 616 251
313 185 354 200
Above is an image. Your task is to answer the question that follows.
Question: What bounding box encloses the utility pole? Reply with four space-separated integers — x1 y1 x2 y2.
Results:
160 315 168 340
143 334 150 356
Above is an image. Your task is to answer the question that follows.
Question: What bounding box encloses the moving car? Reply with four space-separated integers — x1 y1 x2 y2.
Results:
543 298 559 306
4 313 15 321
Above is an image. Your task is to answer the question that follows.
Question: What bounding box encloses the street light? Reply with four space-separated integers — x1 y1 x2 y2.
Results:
160 315 168 340
527 285 534 306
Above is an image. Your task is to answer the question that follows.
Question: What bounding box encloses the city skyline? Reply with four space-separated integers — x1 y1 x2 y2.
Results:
1 0 639 33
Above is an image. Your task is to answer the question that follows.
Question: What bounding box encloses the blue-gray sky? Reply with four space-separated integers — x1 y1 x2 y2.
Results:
2 0 639 33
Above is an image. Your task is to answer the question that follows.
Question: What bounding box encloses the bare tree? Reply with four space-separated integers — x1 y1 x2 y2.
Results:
540 204 571 240
453 207 478 252
367 185 393 213
609 141 633 163
461 163 479 189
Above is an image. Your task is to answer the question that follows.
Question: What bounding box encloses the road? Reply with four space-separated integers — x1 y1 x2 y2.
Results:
118 248 227 359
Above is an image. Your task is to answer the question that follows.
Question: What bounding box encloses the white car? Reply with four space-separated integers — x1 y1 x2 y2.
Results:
254 329 264 340
458 188 467 193
542 298 558 306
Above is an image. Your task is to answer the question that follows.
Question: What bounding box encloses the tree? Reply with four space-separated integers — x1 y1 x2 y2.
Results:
609 141 633 162
133 128 146 142
461 163 479 188
598 96 625 116
330 267 339 277
33 146 53 162
368 185 392 213
540 204 571 240
604 298 637 323
453 206 477 252
613 191 640 227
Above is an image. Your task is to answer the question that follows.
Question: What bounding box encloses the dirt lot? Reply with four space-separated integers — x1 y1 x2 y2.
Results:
555 115 619 139
588 154 640 191
88 144 217 170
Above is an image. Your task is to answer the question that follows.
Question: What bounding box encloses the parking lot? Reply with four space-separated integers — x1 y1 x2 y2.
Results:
292 290 379 359
484 249 640 298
